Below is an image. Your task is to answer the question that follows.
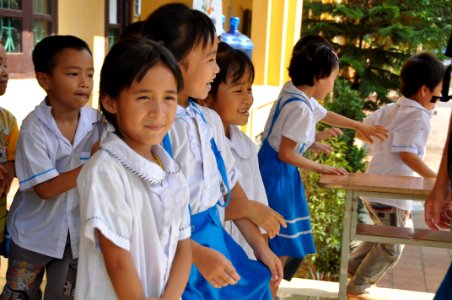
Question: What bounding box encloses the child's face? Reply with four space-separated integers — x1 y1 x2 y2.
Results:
103 63 178 159
313 64 339 100
39 48 94 110
0 44 8 96
179 38 220 103
206 69 254 130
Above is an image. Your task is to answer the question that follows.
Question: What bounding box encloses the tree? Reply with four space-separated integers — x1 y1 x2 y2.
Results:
302 0 452 109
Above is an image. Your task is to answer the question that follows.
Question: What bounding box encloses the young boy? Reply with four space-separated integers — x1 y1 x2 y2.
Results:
347 52 445 297
1 35 102 299
0 42 19 258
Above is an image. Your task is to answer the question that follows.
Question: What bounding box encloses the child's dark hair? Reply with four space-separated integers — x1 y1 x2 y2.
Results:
32 35 92 74
142 3 216 61
119 21 144 42
400 52 446 98
288 37 339 86
209 42 255 96
292 34 334 53
99 37 183 130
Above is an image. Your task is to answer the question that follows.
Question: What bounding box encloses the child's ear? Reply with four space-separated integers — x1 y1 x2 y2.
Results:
101 95 117 114
36 72 50 90
419 84 429 97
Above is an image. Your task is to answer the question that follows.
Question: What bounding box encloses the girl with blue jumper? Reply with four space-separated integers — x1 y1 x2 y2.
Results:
258 36 388 293
200 42 275 260
143 3 284 299
76 38 192 299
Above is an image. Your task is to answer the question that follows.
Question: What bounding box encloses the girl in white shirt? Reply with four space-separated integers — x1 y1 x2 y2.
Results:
258 35 388 294
200 42 275 261
143 3 283 300
76 38 191 299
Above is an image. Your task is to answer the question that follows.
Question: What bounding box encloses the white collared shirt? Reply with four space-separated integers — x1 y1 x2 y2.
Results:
168 103 240 215
7 100 101 258
364 96 432 210
264 81 327 154
76 131 191 299
224 125 268 259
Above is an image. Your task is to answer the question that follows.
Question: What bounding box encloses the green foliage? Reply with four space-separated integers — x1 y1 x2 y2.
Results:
298 80 368 281
302 0 452 108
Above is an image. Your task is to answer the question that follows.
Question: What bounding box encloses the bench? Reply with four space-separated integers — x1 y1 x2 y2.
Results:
319 173 449 300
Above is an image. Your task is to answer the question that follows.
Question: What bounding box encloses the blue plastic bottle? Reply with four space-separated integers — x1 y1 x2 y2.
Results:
221 17 254 59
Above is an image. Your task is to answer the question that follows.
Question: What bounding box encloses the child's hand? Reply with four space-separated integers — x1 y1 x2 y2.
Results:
195 245 240 288
356 124 388 144
440 202 452 227
315 127 343 141
319 164 348 175
254 246 283 286
246 201 287 238
308 142 333 155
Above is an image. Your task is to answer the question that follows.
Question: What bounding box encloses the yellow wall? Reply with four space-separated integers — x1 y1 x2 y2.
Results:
58 0 107 108
251 0 303 86
222 0 252 32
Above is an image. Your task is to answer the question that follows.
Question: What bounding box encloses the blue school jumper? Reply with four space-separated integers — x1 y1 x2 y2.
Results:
164 100 272 300
258 96 316 258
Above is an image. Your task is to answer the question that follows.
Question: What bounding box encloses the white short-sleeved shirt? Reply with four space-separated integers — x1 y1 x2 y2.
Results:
224 125 269 259
7 100 101 258
364 96 432 210
75 131 191 299
264 81 327 154
168 102 240 215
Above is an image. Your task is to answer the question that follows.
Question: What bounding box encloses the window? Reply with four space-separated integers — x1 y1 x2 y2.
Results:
0 0 57 76
106 0 130 50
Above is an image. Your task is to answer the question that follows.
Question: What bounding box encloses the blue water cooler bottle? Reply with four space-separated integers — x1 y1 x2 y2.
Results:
221 17 254 59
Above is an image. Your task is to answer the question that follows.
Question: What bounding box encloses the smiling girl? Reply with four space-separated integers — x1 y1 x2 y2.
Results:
200 42 275 262
75 38 191 300
143 4 282 299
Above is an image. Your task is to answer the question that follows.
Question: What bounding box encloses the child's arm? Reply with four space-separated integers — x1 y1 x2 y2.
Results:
97 229 146 300
234 218 283 285
399 152 436 178
0 161 15 196
279 136 348 175
33 140 99 200
33 166 83 200
322 111 388 143
224 183 287 238
160 239 191 300
191 239 240 288
425 114 452 231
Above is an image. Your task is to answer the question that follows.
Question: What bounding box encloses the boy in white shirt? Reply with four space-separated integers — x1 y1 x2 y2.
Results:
347 52 446 297
1 35 101 299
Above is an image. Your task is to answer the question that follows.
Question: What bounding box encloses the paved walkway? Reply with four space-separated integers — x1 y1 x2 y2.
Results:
277 209 450 299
